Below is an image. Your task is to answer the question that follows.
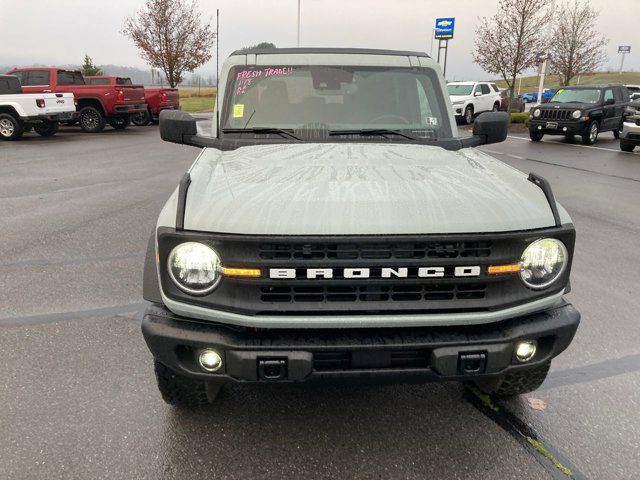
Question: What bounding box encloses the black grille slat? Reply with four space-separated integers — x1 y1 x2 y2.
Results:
258 241 492 261
540 109 572 121
259 283 487 303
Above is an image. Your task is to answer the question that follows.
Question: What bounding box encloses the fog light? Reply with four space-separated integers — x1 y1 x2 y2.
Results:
198 349 223 372
563 127 567 132
515 341 537 362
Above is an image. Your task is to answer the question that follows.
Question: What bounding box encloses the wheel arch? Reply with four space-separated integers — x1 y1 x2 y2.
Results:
76 97 106 116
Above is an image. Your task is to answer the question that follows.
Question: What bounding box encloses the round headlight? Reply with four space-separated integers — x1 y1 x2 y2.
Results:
520 238 568 289
572 110 582 119
532 109 541 118
167 242 221 295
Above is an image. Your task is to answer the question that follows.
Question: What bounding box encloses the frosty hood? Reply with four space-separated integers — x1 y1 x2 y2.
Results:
178 143 568 235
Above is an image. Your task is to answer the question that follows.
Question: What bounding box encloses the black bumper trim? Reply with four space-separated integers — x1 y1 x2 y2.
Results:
142 302 580 384
529 120 588 135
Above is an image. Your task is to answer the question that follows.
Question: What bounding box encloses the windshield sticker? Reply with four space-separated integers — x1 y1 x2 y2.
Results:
425 116 439 127
232 104 245 118
234 67 295 95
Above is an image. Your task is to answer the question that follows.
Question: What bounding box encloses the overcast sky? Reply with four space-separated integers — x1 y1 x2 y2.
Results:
1 0 637 80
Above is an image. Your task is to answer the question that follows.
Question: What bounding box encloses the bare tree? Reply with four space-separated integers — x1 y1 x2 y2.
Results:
548 0 608 86
473 0 551 110
123 0 215 88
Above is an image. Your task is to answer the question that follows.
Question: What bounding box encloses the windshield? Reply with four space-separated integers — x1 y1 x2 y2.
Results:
550 88 601 104
447 84 473 96
223 65 450 140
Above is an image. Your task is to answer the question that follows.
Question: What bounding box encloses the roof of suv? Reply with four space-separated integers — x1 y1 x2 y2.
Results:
230 47 431 58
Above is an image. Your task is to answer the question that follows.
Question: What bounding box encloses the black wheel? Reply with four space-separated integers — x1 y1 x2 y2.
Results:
154 361 222 407
131 109 151 126
613 129 620 139
34 120 59 137
0 113 24 140
620 141 636 152
581 120 599 145
78 106 106 133
462 105 474 125
474 363 550 397
529 129 544 142
492 102 500 112
109 116 131 130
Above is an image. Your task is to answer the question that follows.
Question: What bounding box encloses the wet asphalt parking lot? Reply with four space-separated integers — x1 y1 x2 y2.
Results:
1 124 639 479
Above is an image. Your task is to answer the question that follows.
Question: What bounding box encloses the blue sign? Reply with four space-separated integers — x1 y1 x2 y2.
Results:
435 17 455 39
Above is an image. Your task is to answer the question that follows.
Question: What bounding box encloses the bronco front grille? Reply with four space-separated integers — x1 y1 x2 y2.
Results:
260 283 487 303
259 241 492 260
539 109 572 121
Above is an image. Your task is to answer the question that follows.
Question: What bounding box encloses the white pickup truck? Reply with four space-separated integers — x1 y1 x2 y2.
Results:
0 74 76 140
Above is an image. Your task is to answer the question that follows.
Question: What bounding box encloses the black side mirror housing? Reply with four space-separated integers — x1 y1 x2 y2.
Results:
472 111 509 145
160 110 198 144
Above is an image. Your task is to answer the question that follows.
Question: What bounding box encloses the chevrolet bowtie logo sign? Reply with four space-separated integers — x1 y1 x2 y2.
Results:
269 266 481 279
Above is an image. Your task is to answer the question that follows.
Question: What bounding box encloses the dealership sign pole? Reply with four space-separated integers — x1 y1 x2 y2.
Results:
618 46 631 74
434 18 455 79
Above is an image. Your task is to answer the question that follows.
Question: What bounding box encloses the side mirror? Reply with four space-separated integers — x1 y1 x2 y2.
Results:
160 110 198 144
472 111 509 145
474 91 483 97
604 98 615 106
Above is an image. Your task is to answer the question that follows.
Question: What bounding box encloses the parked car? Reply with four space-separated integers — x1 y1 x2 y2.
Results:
529 84 629 145
142 47 580 407
620 98 640 152
522 88 556 103
447 81 502 124
6 68 147 133
499 89 525 113
85 75 147 129
0 74 75 140
625 84 640 100
132 86 180 126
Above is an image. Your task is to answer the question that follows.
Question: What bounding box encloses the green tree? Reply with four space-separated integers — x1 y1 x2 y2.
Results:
80 54 103 76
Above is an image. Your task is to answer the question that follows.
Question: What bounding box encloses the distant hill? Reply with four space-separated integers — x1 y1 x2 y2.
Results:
0 64 215 87
495 72 640 92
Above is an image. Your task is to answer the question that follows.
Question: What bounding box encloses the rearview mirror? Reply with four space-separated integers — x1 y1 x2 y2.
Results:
160 110 198 144
472 112 509 145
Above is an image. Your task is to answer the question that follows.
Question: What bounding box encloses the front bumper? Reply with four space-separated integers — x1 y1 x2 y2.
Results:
113 103 148 115
529 119 588 135
621 119 640 145
142 301 580 384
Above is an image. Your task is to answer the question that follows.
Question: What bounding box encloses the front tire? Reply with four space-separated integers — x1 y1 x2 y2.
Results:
582 120 599 145
620 141 636 152
0 113 24 141
154 361 222 407
131 109 151 126
109 116 131 130
79 106 106 133
34 120 59 137
474 363 550 397
492 102 500 112
462 105 474 125
529 130 544 142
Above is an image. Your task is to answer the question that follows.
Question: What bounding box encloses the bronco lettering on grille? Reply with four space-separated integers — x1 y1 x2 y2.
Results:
269 266 481 279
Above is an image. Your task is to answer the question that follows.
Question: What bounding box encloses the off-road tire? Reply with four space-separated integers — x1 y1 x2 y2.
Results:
462 105 474 125
79 106 106 133
475 363 550 397
154 361 221 407
0 113 24 140
582 120 599 145
620 141 636 152
529 130 544 142
109 116 131 130
131 109 151 126
34 120 59 137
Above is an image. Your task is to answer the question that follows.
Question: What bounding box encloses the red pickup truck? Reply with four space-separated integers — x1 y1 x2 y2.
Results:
6 68 147 133
87 76 180 126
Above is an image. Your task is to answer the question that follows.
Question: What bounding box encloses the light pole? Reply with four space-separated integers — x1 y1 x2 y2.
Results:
296 0 301 47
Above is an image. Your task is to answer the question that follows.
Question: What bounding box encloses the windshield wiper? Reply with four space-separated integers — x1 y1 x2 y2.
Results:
222 127 301 140
329 129 421 141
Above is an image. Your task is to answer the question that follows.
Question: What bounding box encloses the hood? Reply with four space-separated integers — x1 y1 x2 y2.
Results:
182 143 566 235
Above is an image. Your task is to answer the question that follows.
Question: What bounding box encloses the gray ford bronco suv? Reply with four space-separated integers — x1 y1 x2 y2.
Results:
142 48 580 407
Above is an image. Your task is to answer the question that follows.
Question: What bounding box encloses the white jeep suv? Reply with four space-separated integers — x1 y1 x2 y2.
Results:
448 81 502 125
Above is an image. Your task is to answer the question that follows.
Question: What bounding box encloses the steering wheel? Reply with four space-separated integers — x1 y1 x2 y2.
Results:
370 114 411 125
